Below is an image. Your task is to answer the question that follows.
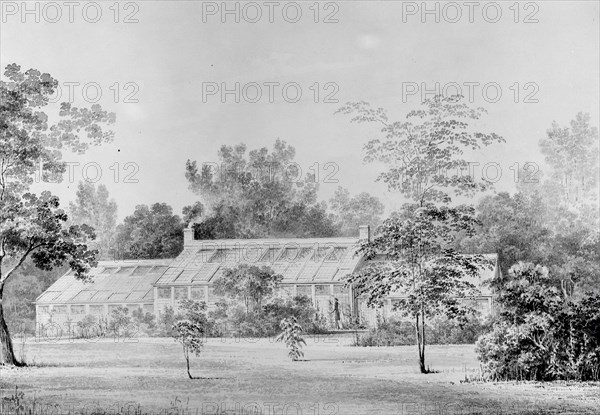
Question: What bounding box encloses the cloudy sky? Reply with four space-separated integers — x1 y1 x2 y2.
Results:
1 1 598 219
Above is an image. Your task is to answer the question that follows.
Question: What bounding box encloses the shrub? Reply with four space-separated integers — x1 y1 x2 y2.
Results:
276 317 306 361
475 262 600 381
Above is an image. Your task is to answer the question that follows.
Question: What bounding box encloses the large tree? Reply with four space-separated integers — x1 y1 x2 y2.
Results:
69 181 118 259
336 95 504 205
328 187 385 236
349 204 491 373
0 64 114 365
339 95 503 373
185 140 338 238
114 203 184 259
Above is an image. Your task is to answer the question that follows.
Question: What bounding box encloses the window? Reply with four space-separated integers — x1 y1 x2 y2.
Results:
191 286 206 300
279 285 294 297
126 304 141 311
315 285 330 296
53 305 67 314
89 305 105 314
38 306 49 314
70 305 85 314
296 285 312 297
174 287 188 300
158 287 171 299
143 304 154 313
108 305 120 314
333 285 349 295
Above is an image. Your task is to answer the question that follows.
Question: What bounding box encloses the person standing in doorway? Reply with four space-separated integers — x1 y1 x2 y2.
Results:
332 297 343 329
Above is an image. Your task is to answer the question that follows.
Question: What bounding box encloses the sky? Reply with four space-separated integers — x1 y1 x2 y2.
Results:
1 1 599 220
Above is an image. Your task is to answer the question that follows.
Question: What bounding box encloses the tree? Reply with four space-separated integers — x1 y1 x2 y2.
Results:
172 300 211 379
114 203 184 259
348 203 492 373
185 140 339 238
459 192 552 275
336 95 504 204
212 264 283 313
0 63 114 365
539 112 599 208
328 187 385 236
69 181 118 259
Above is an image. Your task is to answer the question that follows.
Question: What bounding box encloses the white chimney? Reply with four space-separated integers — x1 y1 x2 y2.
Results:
359 225 371 242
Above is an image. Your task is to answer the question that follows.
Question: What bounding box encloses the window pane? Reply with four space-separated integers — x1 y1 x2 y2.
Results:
89 305 105 314
70 305 85 314
53 305 67 314
158 287 171 299
174 287 188 300
190 286 205 300
333 285 349 295
315 285 330 295
296 285 312 297
142 304 154 313
39 306 49 314
108 305 120 313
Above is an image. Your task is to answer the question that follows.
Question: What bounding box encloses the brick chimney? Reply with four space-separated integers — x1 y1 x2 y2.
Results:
184 212 203 246
359 225 371 243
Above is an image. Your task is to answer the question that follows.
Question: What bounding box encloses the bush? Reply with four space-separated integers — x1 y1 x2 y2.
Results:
206 295 324 337
355 315 488 347
475 262 600 381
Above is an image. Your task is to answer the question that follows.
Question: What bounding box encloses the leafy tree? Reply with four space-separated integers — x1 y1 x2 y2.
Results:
172 300 211 379
275 316 306 361
336 95 504 204
213 264 283 313
0 63 114 365
539 112 599 208
459 192 552 275
114 203 184 259
69 181 118 259
348 203 492 373
185 140 338 238
328 187 385 236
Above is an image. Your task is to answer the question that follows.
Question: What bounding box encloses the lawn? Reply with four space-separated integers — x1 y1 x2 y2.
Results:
1 334 598 414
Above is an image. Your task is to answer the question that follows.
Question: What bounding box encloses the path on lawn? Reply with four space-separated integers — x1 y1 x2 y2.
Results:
1 336 598 414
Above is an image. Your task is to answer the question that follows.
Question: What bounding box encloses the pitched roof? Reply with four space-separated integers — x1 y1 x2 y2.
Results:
35 260 171 305
154 238 363 286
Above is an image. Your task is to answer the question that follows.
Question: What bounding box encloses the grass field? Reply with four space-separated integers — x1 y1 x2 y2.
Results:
1 334 599 414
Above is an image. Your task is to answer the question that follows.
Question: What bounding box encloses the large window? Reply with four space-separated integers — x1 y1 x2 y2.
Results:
53 305 67 314
38 306 49 314
174 287 188 300
296 285 312 298
108 305 120 314
190 286 205 300
315 285 331 296
89 305 105 314
157 287 171 299
70 305 85 314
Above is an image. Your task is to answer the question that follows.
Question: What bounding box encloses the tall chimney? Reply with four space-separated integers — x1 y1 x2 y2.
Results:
184 225 195 246
184 212 203 246
359 225 371 242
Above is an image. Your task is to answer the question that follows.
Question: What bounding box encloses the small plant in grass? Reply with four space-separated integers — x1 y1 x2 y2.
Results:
172 300 211 379
276 317 306 361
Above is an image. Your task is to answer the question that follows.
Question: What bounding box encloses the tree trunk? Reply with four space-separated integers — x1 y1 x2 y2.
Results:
415 312 428 374
183 346 194 379
0 285 23 366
